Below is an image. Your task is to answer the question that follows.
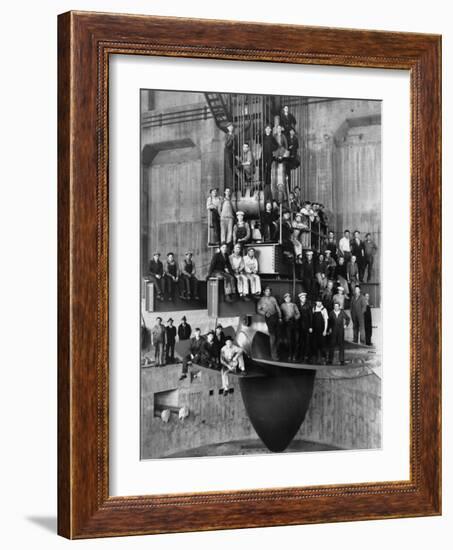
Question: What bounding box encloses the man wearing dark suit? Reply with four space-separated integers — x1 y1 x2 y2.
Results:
350 230 366 281
280 105 297 138
177 316 191 341
323 231 338 261
262 124 279 203
200 331 219 369
301 249 317 300
364 292 373 345
327 302 351 365
297 291 313 362
350 285 367 344
286 128 299 187
165 318 177 363
180 328 204 380
213 324 226 361
207 242 237 302
148 252 164 301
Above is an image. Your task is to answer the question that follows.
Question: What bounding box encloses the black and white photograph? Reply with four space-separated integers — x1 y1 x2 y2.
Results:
140 89 382 459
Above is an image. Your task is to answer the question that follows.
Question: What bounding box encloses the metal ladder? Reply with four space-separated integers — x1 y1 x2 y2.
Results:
204 93 232 130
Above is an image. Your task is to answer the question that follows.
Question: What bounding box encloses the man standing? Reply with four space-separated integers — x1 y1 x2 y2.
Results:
324 230 338 260
327 302 351 365
279 105 297 138
364 233 378 282
350 230 366 281
350 285 367 344
164 252 180 302
179 251 199 301
237 142 254 184
338 229 352 264
280 292 301 361
207 242 237 302
257 286 283 361
223 121 238 189
177 316 191 342
151 317 166 367
262 124 278 203
321 279 335 313
324 249 337 280
165 318 177 363
297 292 313 363
206 188 221 245
262 201 278 242
364 292 373 346
148 252 164 301
347 255 360 295
302 249 316 299
286 127 300 187
219 188 235 245
180 327 204 381
311 297 329 364
336 256 349 299
232 211 251 245
333 285 346 310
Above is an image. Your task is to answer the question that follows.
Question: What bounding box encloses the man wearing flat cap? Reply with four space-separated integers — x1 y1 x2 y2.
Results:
257 287 282 361
301 249 317 300
165 318 176 363
164 252 179 302
232 211 251 245
148 252 164 301
280 292 300 361
180 251 199 301
177 316 191 341
311 296 329 364
297 291 313 363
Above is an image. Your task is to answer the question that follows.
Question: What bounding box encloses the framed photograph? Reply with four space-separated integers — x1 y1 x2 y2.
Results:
58 11 441 538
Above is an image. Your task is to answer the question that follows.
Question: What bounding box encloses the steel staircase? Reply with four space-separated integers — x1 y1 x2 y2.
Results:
204 93 232 130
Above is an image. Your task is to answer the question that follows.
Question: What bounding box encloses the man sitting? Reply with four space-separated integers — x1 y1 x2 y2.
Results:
180 328 204 381
243 247 261 296
220 336 246 393
148 252 164 301
164 252 180 302
200 331 219 369
207 242 237 302
179 251 200 301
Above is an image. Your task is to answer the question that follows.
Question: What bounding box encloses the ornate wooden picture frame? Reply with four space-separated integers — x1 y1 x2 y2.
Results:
58 11 441 539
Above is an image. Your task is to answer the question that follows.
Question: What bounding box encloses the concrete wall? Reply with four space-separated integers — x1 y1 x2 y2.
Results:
141 364 381 459
141 90 224 277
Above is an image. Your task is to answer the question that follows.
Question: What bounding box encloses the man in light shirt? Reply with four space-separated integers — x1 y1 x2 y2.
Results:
327 302 350 365
338 229 352 264
257 286 282 361
219 187 235 245
220 336 245 393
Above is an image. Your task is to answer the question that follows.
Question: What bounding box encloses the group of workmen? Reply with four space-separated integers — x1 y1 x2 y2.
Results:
222 104 303 202
149 316 244 393
256 284 373 365
147 250 200 302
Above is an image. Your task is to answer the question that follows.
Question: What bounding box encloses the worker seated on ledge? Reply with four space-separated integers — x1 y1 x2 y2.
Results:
207 242 237 302
199 331 219 370
220 336 246 394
